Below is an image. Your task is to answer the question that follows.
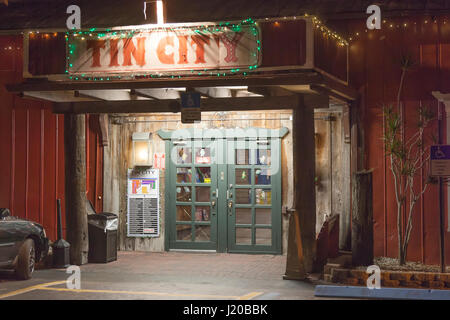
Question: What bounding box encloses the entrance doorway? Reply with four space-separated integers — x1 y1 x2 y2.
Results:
161 128 288 254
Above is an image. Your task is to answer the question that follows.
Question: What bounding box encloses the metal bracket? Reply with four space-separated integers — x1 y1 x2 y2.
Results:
282 206 296 216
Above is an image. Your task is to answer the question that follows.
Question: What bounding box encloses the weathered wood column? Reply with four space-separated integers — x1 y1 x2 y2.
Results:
351 170 373 266
64 113 89 265
291 94 316 273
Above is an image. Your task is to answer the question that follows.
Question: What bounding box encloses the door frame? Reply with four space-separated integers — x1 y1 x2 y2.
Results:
158 127 289 253
166 138 219 250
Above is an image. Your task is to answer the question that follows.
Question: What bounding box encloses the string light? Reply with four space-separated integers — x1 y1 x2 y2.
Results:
65 18 263 81
346 15 450 44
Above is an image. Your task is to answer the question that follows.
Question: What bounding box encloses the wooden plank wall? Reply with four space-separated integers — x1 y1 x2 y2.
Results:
104 109 348 254
0 35 103 242
313 27 348 83
315 111 350 249
260 20 307 67
334 15 450 265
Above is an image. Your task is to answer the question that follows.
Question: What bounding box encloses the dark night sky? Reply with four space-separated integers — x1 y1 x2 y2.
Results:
0 0 449 30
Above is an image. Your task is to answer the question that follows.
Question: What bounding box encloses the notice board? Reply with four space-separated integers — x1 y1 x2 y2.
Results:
127 168 160 237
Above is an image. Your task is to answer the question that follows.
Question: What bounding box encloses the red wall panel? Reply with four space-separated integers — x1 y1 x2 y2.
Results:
314 28 348 82
0 35 103 242
340 15 450 265
260 20 307 68
0 86 12 209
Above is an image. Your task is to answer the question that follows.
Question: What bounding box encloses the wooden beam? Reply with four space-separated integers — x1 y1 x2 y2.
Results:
248 86 294 97
23 91 96 102
309 84 350 104
99 114 109 147
64 113 89 265
320 73 358 101
194 87 232 98
52 95 299 114
76 89 139 101
248 86 329 108
6 72 323 93
132 88 181 100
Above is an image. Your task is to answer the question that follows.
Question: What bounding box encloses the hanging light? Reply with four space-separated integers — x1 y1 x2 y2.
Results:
132 132 153 166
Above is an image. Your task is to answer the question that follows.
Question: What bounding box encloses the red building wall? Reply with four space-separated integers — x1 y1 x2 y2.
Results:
338 16 450 265
0 35 103 242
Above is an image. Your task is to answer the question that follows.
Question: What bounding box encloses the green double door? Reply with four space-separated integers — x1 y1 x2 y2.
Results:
162 129 286 254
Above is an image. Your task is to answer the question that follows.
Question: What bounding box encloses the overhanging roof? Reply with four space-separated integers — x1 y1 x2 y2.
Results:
5 70 356 114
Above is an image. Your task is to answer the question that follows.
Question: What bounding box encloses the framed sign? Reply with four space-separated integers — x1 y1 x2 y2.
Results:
127 168 160 237
430 145 450 177
67 22 261 77
180 91 201 123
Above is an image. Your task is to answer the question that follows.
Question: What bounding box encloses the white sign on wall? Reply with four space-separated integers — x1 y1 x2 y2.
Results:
127 168 160 237
430 145 450 177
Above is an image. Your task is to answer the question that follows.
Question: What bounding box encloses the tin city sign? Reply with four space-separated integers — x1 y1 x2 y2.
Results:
67 23 261 77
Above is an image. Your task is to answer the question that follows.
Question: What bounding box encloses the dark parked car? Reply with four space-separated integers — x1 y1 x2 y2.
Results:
0 208 49 279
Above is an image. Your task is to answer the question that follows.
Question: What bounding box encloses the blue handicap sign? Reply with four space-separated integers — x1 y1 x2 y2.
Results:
180 92 201 109
431 145 450 160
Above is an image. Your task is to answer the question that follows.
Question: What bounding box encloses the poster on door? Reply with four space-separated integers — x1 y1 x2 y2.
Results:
153 153 166 170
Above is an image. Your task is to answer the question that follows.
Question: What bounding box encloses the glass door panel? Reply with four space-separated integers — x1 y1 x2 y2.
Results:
227 138 280 254
170 140 218 250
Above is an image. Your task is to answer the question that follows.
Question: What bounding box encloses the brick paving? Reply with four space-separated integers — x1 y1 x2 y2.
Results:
1 251 324 300
82 251 287 281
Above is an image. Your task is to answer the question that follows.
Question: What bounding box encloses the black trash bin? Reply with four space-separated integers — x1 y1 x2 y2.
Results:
88 212 118 263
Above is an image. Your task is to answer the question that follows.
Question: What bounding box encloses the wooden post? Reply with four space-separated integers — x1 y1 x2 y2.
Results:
351 170 374 266
283 210 306 280
64 113 89 265
340 104 352 250
288 95 316 274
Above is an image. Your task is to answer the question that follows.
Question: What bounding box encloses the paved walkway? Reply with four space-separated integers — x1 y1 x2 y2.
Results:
0 251 322 300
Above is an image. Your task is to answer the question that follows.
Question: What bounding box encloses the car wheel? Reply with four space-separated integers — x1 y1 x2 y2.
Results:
15 239 35 280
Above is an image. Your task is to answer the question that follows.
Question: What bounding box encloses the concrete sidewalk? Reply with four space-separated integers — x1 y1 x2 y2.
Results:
0 251 323 300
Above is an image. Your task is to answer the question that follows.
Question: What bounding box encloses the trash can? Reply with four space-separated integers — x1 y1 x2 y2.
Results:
88 213 118 263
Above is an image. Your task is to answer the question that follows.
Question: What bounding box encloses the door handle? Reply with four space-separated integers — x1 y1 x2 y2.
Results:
228 200 233 216
211 200 217 216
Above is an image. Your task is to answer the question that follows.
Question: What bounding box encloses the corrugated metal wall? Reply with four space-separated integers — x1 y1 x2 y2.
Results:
0 35 103 242
339 16 450 265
